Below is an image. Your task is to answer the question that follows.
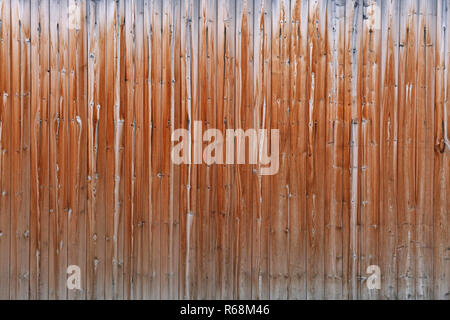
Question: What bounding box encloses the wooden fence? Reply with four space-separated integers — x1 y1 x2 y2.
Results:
0 0 448 300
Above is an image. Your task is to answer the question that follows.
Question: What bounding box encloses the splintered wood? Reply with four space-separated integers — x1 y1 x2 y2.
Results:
0 0 448 300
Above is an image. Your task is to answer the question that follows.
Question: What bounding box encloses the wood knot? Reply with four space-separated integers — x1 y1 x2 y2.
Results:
435 139 446 153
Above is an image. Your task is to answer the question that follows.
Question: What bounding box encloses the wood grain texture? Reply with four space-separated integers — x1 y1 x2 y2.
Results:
0 0 448 300
379 0 399 300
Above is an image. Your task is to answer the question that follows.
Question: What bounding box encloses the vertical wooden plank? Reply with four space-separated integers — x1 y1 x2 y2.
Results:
196 0 217 299
252 0 272 300
60 0 70 300
87 0 107 300
150 0 162 299
379 0 399 300
179 0 188 299
132 0 144 300
161 0 173 300
434 0 450 301
324 0 345 300
142 0 152 300
96 0 106 300
306 0 326 300
172 0 181 300
189 0 200 299
197 0 207 299
343 0 362 300
269 0 290 300
115 0 125 300
214 0 236 300
30 0 40 300
77 0 88 300
205 0 217 299
415 0 436 300
37 0 51 300
122 0 135 299
0 0 11 300
67 0 87 300
48 0 58 299
234 0 254 299
57 0 69 300
9 0 31 300
288 0 308 300
397 0 418 300
105 0 118 300
48 0 69 300
179 0 187 299
360 0 381 300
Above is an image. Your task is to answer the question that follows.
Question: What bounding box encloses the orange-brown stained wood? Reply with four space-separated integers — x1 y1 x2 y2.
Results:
0 0 448 300
324 0 345 300
161 0 174 299
416 0 436 300
435 0 450 301
150 0 162 300
397 0 418 300
0 0 12 300
214 0 236 299
67 0 87 301
105 0 117 300
252 0 271 300
343 0 362 300
30 0 40 300
288 0 308 300
306 0 326 300
270 0 290 300
379 0 400 300
235 0 254 300
122 0 135 300
10 0 31 300
87 0 107 300
132 0 145 300
32 0 52 300
360 0 381 300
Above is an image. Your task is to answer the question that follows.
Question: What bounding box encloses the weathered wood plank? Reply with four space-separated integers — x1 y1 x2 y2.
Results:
10 0 31 300
360 0 381 300
324 0 345 300
115 0 125 300
122 0 134 300
171 0 181 301
252 0 272 300
67 0 87 301
132 0 144 300
150 0 162 300
0 0 12 300
179 0 190 300
415 0 436 300
234 0 254 300
270 0 290 300
397 0 418 300
87 0 107 300
434 0 450 301
379 0 399 300
37 0 51 300
161 0 173 300
214 0 236 300
343 0 363 300
105 0 117 300
306 0 326 300
205 0 217 299
30 0 40 300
